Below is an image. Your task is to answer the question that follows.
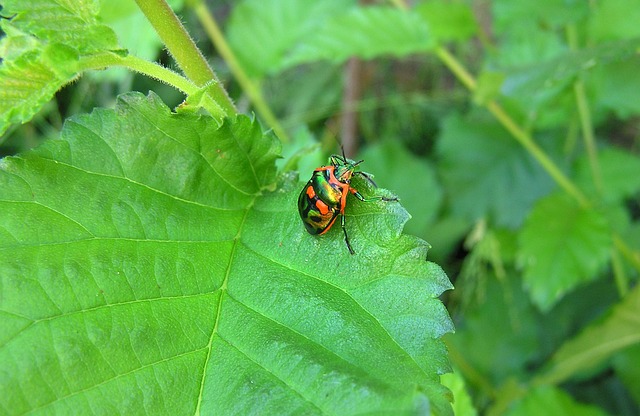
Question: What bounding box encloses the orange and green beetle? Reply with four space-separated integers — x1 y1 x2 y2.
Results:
297 148 398 254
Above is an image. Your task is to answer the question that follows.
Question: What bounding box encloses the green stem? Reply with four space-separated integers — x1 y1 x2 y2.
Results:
610 246 629 297
486 101 590 207
435 47 590 207
134 0 236 116
80 53 225 119
194 3 290 142
613 234 640 273
567 24 603 193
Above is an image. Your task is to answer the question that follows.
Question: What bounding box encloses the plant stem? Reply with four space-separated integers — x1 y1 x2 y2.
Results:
194 2 290 142
134 0 236 117
80 53 225 119
485 101 590 207
435 47 590 207
567 24 603 194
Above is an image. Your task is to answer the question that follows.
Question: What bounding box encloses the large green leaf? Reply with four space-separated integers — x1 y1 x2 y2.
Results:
0 92 454 415
540 284 640 385
518 193 612 311
226 0 355 78
282 6 435 69
436 113 559 228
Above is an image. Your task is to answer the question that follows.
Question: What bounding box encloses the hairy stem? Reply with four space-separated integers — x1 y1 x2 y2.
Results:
134 0 236 117
80 53 225 119
194 3 290 142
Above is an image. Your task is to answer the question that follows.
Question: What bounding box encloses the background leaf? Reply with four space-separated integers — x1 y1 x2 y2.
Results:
436 113 559 228
226 0 355 78
415 0 478 43
0 0 121 135
541 284 640 385
360 140 442 239
0 92 454 415
282 6 434 68
518 193 612 311
504 385 608 416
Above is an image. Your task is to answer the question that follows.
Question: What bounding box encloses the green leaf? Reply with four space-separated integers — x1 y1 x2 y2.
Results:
2 0 119 54
226 0 355 78
446 274 540 384
518 193 612 311
613 345 640 404
436 113 558 228
504 385 607 416
0 42 80 135
493 0 589 31
575 147 640 203
415 0 478 43
282 6 435 69
500 39 640 110
0 0 122 134
440 370 477 416
360 140 442 239
540 284 640 385
589 56 640 119
588 0 640 41
0 92 454 415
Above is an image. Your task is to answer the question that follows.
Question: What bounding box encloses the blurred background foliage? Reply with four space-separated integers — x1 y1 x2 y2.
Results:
2 0 640 414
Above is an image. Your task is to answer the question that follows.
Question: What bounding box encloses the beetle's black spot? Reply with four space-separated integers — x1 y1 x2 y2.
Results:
310 215 322 223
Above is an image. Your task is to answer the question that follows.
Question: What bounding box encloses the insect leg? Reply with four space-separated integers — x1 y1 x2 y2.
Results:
341 213 355 255
350 188 398 203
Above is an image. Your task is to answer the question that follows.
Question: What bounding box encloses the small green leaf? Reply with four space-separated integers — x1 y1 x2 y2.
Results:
3 0 119 54
283 6 435 68
0 43 80 135
0 92 454 415
440 370 477 416
575 147 640 203
543 286 640 384
436 113 559 228
415 0 478 43
540 284 640 385
518 193 612 311
504 385 607 416
0 0 122 134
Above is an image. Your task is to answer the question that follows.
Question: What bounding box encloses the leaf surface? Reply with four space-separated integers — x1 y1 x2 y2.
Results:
541 284 640 385
226 0 355 78
0 0 121 134
282 6 435 68
518 193 611 311
436 113 558 228
0 92 454 415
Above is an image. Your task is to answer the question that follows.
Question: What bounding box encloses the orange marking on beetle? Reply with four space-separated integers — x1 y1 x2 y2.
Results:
306 186 316 199
314 199 330 215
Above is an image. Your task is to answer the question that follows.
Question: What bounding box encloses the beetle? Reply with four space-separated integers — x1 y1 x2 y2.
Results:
297 148 398 254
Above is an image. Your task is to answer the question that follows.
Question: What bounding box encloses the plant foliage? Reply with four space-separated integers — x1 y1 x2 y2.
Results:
2 0 640 414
